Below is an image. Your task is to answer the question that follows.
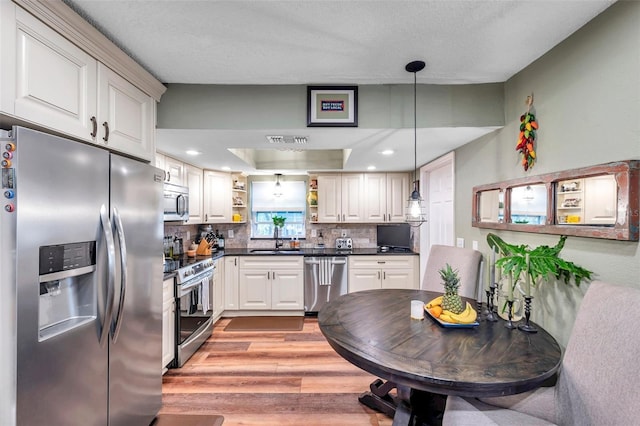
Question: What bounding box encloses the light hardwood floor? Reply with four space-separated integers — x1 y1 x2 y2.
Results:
160 317 394 426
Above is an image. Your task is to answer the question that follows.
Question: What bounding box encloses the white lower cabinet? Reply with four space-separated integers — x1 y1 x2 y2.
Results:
211 258 224 321
348 255 418 293
162 277 175 371
238 256 304 310
224 256 240 310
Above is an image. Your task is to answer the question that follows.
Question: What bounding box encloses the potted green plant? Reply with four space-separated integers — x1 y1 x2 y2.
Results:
272 215 286 248
487 233 592 289
487 233 593 330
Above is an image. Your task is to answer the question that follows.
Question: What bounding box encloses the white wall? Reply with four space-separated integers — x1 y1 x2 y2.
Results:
454 1 640 346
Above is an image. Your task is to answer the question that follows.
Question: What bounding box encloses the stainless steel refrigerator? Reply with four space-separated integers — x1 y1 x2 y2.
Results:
0 126 164 426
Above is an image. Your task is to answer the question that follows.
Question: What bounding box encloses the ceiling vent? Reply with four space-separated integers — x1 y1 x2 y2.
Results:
266 135 308 145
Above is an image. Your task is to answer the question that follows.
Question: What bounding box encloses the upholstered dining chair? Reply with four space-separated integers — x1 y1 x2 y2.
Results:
442 280 640 426
422 244 483 299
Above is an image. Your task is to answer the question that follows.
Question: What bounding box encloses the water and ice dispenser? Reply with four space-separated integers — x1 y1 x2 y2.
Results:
38 242 97 341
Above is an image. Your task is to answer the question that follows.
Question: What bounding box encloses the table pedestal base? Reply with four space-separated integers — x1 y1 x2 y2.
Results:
358 379 446 426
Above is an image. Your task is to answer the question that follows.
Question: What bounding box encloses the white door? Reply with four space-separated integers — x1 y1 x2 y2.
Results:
97 63 155 162
6 6 97 141
341 173 365 223
364 173 387 222
317 174 341 222
185 164 203 223
271 269 304 310
420 152 455 286
203 170 232 223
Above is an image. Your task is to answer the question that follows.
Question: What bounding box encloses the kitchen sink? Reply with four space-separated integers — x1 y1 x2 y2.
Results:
250 249 301 254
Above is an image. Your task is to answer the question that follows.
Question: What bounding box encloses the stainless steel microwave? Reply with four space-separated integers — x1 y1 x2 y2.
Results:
164 183 189 221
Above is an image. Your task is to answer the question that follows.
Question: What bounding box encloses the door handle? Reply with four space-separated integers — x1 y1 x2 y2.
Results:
111 207 127 343
167 171 171 182
90 116 97 138
102 122 110 142
99 205 116 347
377 271 381 280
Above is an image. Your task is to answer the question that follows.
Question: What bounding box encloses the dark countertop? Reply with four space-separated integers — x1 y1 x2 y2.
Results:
220 247 417 256
163 248 416 278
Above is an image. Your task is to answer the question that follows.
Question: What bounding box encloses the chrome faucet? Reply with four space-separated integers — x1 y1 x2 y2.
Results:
274 226 283 250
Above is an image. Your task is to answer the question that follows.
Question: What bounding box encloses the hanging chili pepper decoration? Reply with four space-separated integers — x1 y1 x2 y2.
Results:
516 94 538 171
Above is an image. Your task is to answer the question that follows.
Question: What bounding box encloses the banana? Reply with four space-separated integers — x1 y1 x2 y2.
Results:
425 296 443 309
439 312 454 323
445 303 477 324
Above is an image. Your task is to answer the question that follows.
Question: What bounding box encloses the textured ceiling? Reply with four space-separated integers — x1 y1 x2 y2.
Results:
63 0 616 172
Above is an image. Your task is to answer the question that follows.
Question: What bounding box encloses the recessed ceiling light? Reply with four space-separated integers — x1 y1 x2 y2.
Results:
186 149 201 156
221 166 231 171
380 150 394 155
367 165 376 170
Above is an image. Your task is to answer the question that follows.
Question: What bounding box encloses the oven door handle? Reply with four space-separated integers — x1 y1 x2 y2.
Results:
179 272 213 296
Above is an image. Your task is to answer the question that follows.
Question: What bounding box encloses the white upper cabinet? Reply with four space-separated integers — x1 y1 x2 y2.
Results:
317 173 364 223
385 173 410 222
1 5 97 140
96 64 155 161
184 164 203 223
0 1 164 162
156 153 185 185
203 170 232 223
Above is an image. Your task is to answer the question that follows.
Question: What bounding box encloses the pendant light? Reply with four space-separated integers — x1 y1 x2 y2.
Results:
273 173 283 197
404 60 427 226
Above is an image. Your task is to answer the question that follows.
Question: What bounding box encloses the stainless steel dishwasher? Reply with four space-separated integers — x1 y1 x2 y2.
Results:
304 256 348 313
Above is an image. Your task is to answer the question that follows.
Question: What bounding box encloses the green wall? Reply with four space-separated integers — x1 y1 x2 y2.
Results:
157 83 504 130
454 0 640 346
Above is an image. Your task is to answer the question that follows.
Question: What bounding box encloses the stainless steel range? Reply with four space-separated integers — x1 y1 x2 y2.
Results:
174 257 215 367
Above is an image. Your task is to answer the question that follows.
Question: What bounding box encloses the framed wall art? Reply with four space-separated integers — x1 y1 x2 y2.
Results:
307 86 358 127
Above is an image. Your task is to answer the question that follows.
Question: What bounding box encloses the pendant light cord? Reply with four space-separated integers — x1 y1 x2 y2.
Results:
413 70 417 186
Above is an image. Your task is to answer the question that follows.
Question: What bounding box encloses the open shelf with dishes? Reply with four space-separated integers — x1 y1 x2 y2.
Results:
307 175 318 223
556 179 584 224
231 172 247 223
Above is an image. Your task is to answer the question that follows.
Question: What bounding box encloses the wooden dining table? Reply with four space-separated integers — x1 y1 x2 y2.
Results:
318 289 562 426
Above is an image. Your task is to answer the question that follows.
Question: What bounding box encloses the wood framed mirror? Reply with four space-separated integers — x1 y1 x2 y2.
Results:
472 160 639 241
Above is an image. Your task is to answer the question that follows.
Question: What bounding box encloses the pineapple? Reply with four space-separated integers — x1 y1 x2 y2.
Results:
439 263 464 314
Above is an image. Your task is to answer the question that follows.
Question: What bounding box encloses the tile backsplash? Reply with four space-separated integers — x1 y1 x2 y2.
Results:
164 222 419 252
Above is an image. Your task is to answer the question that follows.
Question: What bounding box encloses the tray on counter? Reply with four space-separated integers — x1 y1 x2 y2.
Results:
425 307 479 328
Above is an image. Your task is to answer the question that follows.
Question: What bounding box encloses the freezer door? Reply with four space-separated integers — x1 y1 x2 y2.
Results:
13 127 110 426
108 154 163 425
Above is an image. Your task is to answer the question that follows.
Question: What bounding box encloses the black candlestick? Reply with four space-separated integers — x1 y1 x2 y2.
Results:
505 299 517 329
518 296 538 333
485 285 498 322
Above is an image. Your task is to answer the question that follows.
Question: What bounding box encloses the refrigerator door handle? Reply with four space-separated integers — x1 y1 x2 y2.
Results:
100 205 116 347
111 207 128 343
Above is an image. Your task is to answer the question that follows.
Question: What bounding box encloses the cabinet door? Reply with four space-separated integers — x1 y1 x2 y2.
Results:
224 257 239 310
163 157 185 185
364 173 387 222
341 174 364 222
97 63 155 162
3 5 97 141
203 170 232 223
211 260 224 320
162 278 175 369
238 269 271 309
317 174 341 223
162 298 175 369
271 269 304 310
348 268 382 293
382 268 417 290
386 173 410 222
185 164 203 223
